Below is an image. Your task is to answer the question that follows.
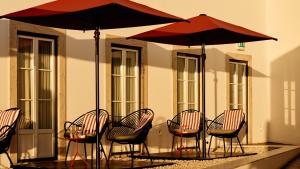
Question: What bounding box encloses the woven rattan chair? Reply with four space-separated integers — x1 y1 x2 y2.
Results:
64 109 109 161
106 108 154 167
0 108 21 167
207 109 245 156
167 109 202 155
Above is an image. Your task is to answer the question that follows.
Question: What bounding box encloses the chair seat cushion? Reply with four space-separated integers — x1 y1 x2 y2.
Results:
207 129 236 135
112 134 138 141
173 129 198 135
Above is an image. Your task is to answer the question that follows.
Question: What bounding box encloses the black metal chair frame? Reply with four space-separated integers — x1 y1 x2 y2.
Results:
207 109 245 156
167 109 203 155
106 108 154 168
0 108 21 167
64 109 109 161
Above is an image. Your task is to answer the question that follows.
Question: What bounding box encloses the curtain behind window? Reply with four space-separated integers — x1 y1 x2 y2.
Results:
18 38 33 129
38 40 52 129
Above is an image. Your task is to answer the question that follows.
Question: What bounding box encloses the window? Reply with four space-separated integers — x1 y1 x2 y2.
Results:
111 47 139 121
17 35 56 159
228 60 248 110
177 53 199 112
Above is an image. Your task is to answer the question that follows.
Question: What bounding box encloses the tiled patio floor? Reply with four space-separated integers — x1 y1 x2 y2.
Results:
14 159 173 169
135 151 256 160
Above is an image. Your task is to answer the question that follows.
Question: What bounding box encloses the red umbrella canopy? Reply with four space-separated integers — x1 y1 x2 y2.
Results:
2 0 184 30
130 14 277 46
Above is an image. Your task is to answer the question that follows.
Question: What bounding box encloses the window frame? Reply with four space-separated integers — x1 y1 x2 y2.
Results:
111 46 140 119
104 35 148 123
176 53 199 112
226 53 252 144
173 50 201 115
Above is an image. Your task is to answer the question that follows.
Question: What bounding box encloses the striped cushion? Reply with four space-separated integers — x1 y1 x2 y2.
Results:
223 109 244 130
0 109 20 136
180 111 201 130
82 113 107 135
134 113 153 132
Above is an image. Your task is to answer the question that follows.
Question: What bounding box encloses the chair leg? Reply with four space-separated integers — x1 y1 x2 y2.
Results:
107 141 114 166
208 135 213 155
230 138 233 156
65 141 71 162
143 141 153 164
91 143 94 161
198 136 201 153
237 136 244 153
100 142 108 161
195 135 198 154
84 143 87 160
5 151 13 167
171 135 175 152
130 144 134 168
223 138 226 157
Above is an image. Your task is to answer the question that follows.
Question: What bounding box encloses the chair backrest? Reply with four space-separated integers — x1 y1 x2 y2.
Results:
180 110 201 130
0 108 20 136
223 109 244 130
133 109 154 133
82 110 108 135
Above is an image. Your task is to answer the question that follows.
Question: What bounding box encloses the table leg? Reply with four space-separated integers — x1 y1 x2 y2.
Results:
70 142 89 167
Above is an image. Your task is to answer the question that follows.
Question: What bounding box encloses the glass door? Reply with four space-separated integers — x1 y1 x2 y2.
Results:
17 36 56 160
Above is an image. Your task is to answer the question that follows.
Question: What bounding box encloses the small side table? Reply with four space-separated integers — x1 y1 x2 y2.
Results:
64 137 89 167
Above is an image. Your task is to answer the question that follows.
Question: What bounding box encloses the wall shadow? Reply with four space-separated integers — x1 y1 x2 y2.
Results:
269 46 300 145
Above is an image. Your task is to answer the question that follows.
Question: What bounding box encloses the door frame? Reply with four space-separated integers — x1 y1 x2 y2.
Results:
9 20 66 163
226 52 252 144
17 34 57 160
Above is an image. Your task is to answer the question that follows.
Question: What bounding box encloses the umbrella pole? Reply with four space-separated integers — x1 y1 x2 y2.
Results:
201 43 206 159
94 28 101 169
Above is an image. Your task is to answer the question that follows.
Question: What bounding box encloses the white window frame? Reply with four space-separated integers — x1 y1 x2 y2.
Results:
228 60 247 110
17 35 56 159
111 47 139 118
176 53 199 111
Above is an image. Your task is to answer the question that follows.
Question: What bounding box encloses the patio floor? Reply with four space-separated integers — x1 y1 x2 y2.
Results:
134 151 256 160
13 159 173 169
13 151 256 169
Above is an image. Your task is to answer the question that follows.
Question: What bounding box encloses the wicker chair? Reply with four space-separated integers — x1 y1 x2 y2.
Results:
207 109 245 156
64 109 109 161
167 109 202 155
106 108 154 167
0 108 21 167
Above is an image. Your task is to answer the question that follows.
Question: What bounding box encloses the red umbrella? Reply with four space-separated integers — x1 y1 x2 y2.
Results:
130 14 277 159
1 0 184 167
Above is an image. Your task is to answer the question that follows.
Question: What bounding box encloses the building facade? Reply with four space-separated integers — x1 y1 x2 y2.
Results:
1 0 300 167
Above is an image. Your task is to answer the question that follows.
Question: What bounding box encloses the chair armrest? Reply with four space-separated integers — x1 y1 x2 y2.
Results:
167 120 180 133
167 120 179 127
64 121 73 131
0 125 13 140
207 120 223 130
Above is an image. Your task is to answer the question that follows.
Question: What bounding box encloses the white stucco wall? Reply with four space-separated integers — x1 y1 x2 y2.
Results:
0 19 10 109
0 19 11 168
266 0 300 145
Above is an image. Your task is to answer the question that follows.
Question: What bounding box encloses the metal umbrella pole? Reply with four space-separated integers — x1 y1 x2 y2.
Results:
201 43 207 159
94 27 100 169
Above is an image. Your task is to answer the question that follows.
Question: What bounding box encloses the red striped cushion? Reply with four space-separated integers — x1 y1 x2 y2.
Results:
223 109 244 130
134 113 153 132
82 113 108 135
180 111 201 130
0 109 20 136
